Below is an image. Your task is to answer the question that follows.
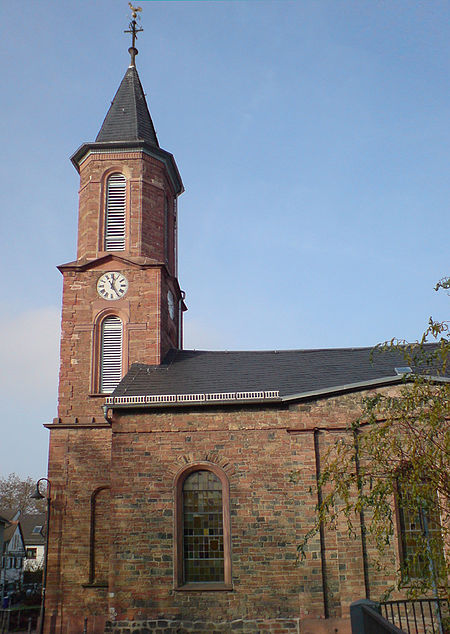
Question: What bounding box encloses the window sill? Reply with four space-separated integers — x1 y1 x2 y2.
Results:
82 583 108 588
88 393 108 398
175 583 233 592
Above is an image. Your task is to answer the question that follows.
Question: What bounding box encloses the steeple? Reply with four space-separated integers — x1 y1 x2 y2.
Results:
95 4 158 146
70 4 183 196
95 65 159 146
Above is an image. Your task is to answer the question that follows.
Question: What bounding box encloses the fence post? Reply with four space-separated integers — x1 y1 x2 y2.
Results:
350 598 381 633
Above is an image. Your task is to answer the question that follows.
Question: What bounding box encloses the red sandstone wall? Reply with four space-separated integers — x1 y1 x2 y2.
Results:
46 386 405 633
45 426 112 634
76 152 176 265
57 265 179 419
105 388 401 625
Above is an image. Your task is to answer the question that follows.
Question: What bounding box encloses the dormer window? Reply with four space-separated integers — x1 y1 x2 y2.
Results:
105 173 126 251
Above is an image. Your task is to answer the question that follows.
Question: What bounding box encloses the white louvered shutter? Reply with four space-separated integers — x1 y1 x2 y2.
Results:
100 316 123 393
105 174 126 251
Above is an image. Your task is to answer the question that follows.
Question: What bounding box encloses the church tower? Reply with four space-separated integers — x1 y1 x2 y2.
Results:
45 12 184 632
56 19 184 421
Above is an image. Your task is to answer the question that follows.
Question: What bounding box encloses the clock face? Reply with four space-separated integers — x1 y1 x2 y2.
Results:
167 290 175 319
97 272 128 301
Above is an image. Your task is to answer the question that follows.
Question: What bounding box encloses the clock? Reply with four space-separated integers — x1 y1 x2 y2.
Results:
167 290 175 319
97 272 128 300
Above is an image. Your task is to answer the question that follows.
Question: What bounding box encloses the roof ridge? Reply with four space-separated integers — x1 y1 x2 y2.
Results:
164 346 378 354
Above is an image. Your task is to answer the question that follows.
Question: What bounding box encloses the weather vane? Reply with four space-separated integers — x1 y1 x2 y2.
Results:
125 3 143 67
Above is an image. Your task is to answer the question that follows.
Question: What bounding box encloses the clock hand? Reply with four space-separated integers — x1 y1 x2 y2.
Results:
110 275 118 293
106 273 113 287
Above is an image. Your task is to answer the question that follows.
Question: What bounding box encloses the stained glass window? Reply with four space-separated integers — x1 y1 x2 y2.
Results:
182 470 224 583
398 484 445 580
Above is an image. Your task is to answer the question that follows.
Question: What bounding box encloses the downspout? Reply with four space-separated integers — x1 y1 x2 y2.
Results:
102 405 113 423
313 428 329 619
353 429 370 599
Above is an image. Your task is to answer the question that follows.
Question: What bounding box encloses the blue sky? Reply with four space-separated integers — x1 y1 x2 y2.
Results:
1 0 448 479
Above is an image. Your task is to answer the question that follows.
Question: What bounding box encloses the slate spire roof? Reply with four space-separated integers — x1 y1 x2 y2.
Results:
95 65 159 146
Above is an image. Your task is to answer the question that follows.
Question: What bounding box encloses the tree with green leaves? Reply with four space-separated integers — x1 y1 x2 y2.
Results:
297 277 449 598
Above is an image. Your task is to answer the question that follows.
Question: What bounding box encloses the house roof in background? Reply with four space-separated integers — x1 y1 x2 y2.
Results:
19 514 46 546
2 521 25 552
0 509 16 522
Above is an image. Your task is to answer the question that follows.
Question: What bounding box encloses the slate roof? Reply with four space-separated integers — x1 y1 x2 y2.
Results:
111 345 448 406
0 509 16 522
2 521 25 552
19 514 46 546
95 65 159 146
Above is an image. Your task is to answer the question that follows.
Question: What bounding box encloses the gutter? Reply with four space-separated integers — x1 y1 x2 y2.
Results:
280 375 405 402
105 390 282 409
106 373 449 411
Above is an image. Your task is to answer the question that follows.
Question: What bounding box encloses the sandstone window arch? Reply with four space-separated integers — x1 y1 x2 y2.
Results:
91 309 128 395
87 487 110 586
174 463 232 590
99 315 123 394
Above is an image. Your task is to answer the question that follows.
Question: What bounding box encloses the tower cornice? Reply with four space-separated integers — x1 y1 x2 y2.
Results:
70 140 184 196
58 253 169 272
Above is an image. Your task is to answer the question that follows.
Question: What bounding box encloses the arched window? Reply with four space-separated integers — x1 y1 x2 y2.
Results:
100 316 123 393
105 173 126 251
175 464 232 589
183 471 223 582
88 487 110 586
396 479 445 581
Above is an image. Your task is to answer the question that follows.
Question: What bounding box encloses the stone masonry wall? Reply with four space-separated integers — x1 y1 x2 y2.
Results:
104 387 401 631
57 264 179 419
76 152 176 266
45 426 112 634
104 616 302 633
45 386 404 634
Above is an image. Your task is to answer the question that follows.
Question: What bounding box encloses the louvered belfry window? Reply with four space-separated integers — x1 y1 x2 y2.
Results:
105 173 126 251
100 316 123 393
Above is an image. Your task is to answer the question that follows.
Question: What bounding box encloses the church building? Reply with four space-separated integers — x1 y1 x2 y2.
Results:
44 14 439 634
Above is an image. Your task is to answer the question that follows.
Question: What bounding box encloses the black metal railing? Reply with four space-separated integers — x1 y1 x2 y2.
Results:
380 598 449 634
351 599 404 633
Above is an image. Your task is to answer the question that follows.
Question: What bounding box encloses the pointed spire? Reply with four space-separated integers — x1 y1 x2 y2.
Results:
95 66 159 145
95 4 157 145
72 3 183 196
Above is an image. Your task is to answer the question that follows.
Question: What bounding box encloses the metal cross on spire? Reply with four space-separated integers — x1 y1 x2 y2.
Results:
125 2 143 67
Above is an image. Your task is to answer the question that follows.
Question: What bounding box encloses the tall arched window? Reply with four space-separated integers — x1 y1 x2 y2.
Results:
397 479 445 581
183 471 223 582
175 464 232 589
105 173 126 251
88 487 110 586
100 316 123 393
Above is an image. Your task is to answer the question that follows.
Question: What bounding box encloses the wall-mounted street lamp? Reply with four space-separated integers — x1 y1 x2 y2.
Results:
31 478 52 634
